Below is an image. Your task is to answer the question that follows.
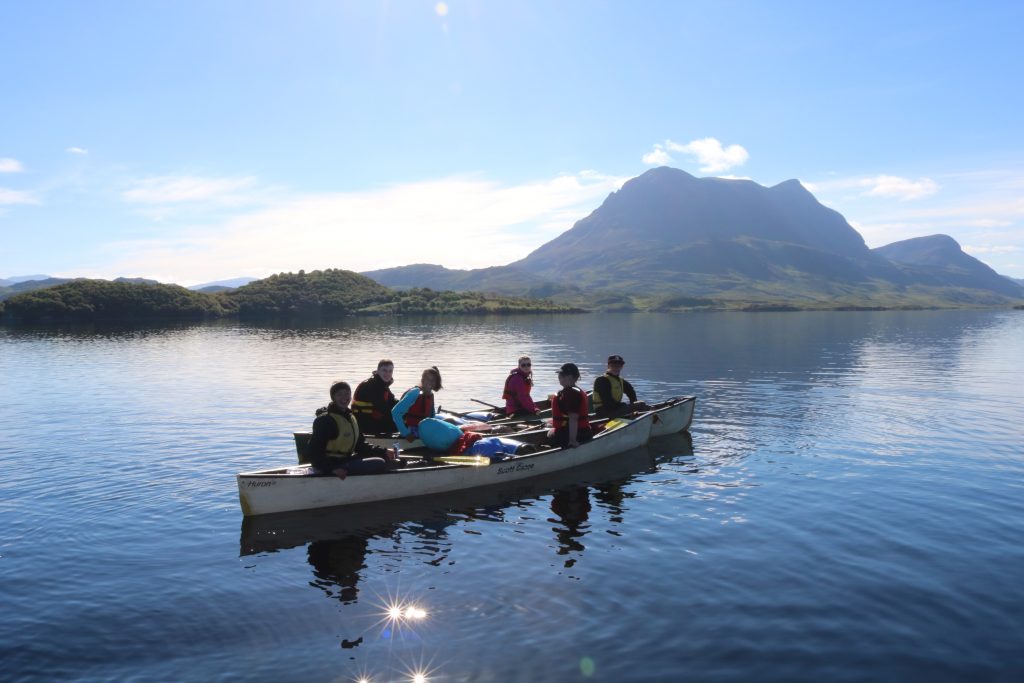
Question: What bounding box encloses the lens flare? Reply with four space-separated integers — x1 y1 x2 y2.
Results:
404 606 427 620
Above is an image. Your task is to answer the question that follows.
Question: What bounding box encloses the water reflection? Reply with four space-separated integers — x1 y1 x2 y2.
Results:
306 537 368 603
241 433 697 613
550 486 591 562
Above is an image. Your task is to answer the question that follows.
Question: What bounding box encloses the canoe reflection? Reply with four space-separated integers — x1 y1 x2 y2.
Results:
240 433 694 604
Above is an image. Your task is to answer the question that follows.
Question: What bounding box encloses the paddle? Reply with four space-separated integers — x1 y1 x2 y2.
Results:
432 455 491 466
471 398 503 411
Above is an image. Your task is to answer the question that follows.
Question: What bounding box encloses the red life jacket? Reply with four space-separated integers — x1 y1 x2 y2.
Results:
552 386 590 430
402 389 434 429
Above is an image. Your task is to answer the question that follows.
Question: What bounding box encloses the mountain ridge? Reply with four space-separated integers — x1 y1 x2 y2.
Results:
364 167 1023 309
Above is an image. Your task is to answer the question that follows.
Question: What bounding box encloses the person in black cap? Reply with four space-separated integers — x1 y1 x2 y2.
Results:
548 363 593 448
592 355 648 418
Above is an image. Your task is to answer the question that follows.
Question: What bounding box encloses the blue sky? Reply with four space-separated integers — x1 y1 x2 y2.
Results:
2 0 1022 284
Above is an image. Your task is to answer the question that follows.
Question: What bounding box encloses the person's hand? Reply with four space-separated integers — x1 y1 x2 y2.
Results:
332 467 348 480
405 434 417 442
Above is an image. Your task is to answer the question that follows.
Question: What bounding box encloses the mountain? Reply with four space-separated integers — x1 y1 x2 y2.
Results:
873 235 1024 298
0 274 52 286
363 167 1023 309
189 276 258 291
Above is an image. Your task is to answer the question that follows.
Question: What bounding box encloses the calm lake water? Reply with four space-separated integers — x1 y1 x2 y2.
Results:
2 311 1023 682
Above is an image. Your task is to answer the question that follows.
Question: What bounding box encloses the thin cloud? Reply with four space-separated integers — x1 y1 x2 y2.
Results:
963 244 1020 255
98 172 628 284
0 158 24 173
65 147 89 155
0 187 39 205
122 175 258 204
862 175 938 200
806 173 939 201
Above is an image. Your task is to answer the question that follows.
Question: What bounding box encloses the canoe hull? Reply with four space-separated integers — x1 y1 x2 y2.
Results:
238 412 655 516
649 397 696 437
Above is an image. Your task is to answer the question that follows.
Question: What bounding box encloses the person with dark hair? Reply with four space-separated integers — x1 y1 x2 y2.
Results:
549 363 593 449
307 381 399 479
392 366 442 441
592 355 648 418
502 355 539 417
352 359 398 435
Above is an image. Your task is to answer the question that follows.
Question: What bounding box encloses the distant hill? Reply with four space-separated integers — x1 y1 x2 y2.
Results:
0 277 76 301
0 279 228 323
189 276 258 291
114 277 161 286
0 269 577 323
873 235 1024 298
363 167 1024 309
0 274 52 286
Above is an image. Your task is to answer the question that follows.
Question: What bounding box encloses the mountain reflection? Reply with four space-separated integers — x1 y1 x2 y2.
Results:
240 434 696 604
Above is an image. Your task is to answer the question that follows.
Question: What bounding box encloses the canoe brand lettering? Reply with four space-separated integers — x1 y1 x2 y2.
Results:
246 480 276 488
497 462 535 475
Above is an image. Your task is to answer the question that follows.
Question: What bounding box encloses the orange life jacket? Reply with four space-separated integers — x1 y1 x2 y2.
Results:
552 386 590 430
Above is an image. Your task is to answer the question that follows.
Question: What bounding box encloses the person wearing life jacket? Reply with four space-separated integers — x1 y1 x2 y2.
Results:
548 363 593 449
592 354 648 418
502 355 539 417
307 381 400 479
352 359 398 435
392 366 442 441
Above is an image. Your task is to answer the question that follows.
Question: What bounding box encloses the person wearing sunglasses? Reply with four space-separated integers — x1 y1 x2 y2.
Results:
502 355 540 417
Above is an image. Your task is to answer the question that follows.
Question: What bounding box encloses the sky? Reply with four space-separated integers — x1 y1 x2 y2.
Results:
2 0 1023 285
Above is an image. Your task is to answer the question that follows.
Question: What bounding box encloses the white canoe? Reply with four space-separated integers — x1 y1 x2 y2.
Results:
238 411 655 516
649 396 696 437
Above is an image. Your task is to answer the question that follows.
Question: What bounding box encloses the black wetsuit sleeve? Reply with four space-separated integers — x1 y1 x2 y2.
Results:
594 376 616 408
623 379 638 403
308 414 343 473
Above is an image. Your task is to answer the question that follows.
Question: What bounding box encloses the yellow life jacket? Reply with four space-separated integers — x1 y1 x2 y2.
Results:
326 412 360 455
591 372 624 410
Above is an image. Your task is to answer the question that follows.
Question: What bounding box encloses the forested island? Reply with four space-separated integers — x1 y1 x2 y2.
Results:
0 269 580 324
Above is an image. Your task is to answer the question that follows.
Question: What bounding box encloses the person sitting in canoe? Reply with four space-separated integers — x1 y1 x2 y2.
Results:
592 354 649 418
392 366 442 442
308 381 400 479
352 358 398 435
502 355 540 417
549 363 593 449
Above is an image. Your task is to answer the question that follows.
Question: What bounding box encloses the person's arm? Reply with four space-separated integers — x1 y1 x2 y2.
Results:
623 379 638 404
594 376 615 408
391 387 421 437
